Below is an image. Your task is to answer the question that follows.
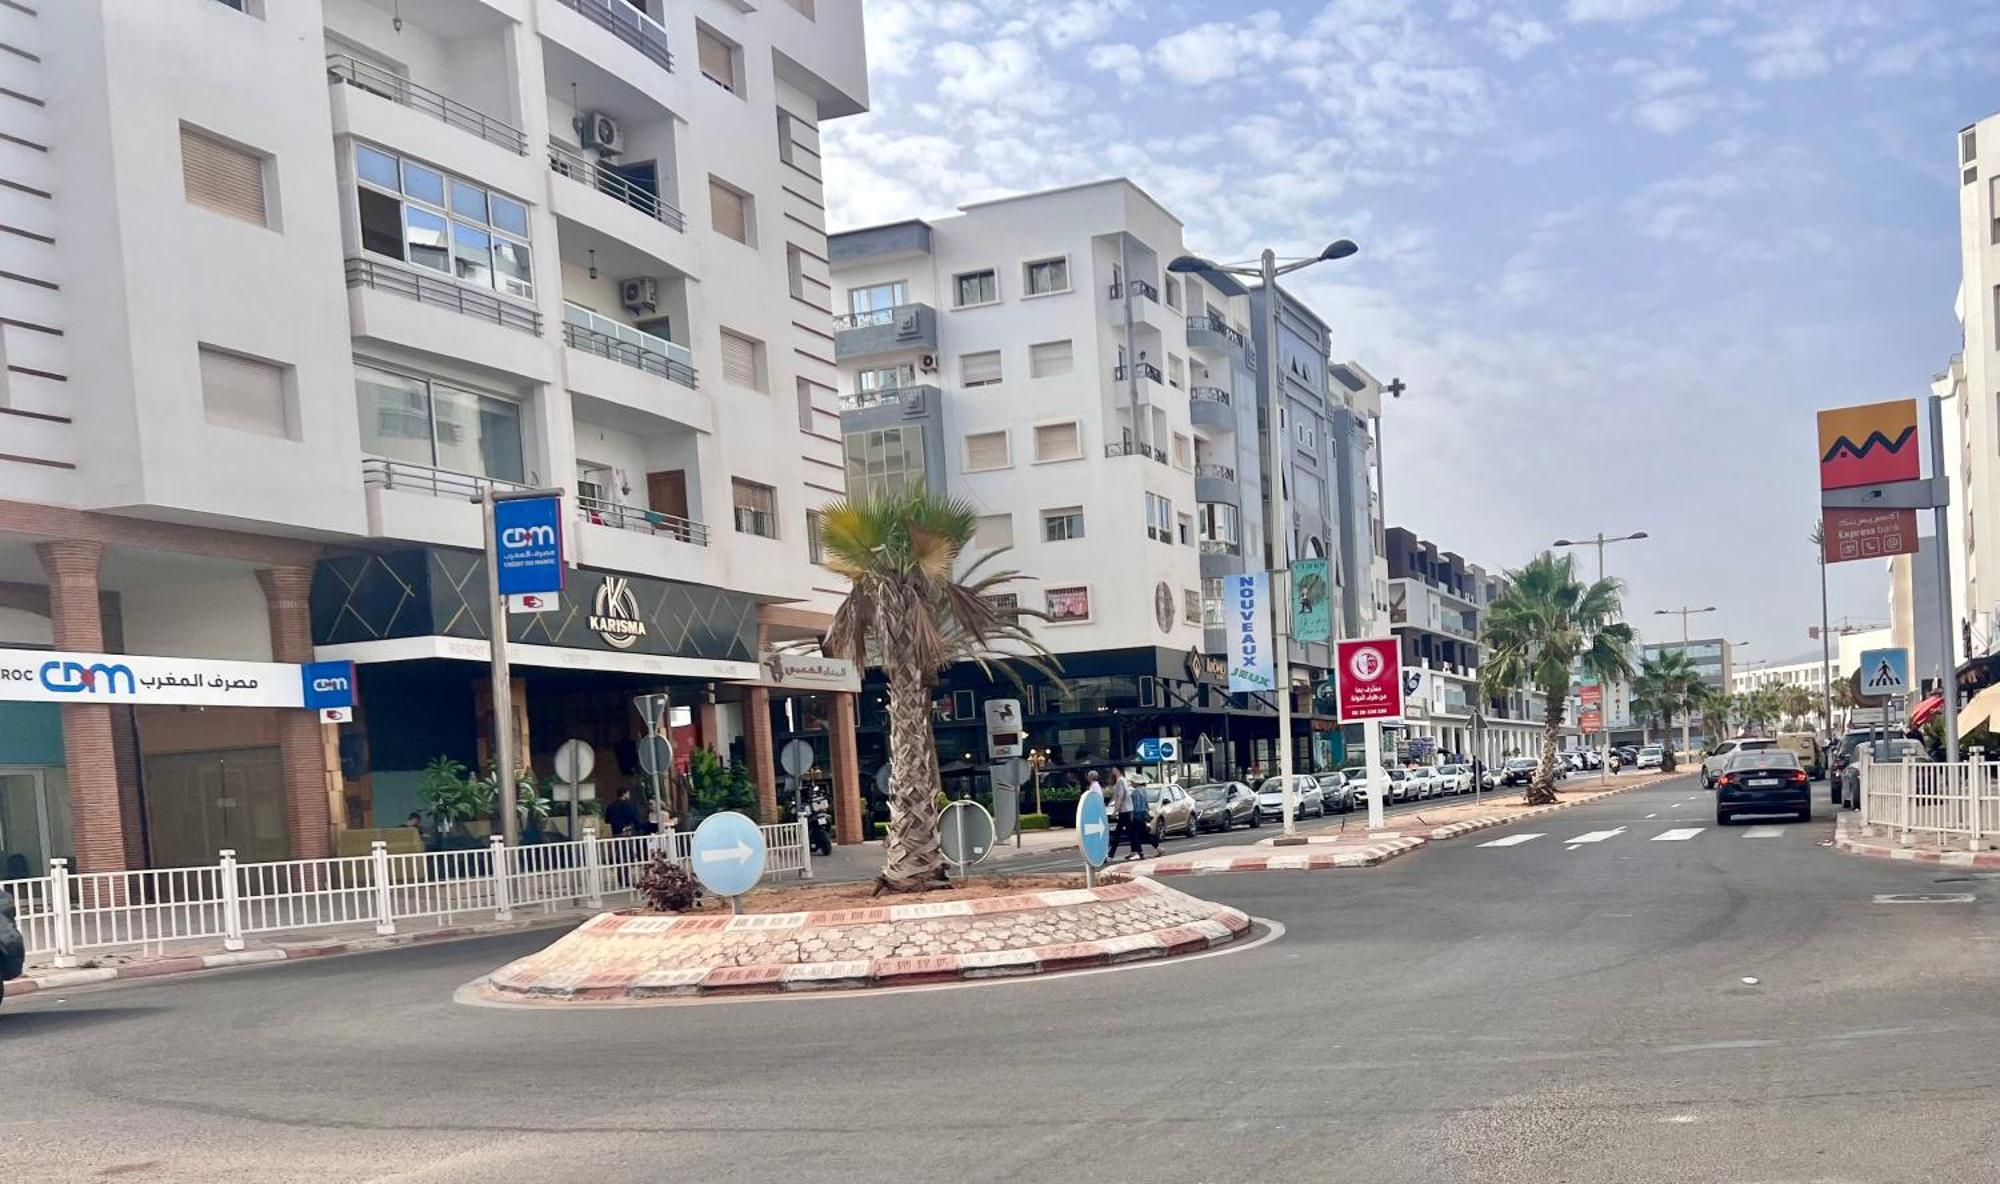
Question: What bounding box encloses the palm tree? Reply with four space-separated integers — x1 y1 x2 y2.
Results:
1694 685 1737 748
1631 650 1701 754
820 487 1056 892
1481 552 1636 804
1776 685 1815 730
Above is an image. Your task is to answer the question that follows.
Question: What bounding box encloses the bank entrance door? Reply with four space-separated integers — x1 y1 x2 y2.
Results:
144 748 289 867
0 767 70 881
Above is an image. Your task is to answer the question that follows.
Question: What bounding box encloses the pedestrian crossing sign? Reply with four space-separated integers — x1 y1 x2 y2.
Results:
1858 648 1909 697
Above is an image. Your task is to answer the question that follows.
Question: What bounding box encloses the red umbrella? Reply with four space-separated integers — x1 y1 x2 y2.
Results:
1910 694 1944 728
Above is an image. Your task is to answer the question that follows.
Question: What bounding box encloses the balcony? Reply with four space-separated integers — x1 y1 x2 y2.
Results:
832 302 937 361
327 54 527 155
549 141 685 231
1113 361 1163 385
361 458 524 545
839 383 939 413
1186 314 1249 360
1194 461 1238 504
1199 537 1244 578
1109 279 1159 302
1189 385 1234 431
549 0 672 73
575 493 708 546
562 302 695 388
1103 440 1167 464
346 256 540 336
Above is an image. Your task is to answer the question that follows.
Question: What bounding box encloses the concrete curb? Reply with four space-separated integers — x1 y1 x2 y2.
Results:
9 913 586 999
1137 836 1428 876
480 879 1254 1002
1832 815 2000 868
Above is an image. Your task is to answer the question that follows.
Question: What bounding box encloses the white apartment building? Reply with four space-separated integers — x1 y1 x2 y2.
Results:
1731 657 1836 696
1948 114 2000 657
0 0 873 876
828 180 1386 782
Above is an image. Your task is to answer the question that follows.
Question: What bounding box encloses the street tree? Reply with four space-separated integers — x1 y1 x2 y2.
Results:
820 487 1055 892
1481 552 1636 805
1631 650 1701 752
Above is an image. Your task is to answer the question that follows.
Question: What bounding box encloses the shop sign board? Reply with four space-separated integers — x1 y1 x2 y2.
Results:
1225 573 1275 693
494 495 565 596
1334 638 1404 722
756 651 861 693
0 649 348 709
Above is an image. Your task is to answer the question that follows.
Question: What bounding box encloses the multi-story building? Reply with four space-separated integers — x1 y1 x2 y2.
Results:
1641 638 1735 692
1732 657 1837 697
1945 114 1999 659
0 0 870 876
826 180 1387 784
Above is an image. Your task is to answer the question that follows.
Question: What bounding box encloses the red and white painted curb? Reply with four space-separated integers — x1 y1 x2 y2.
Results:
1135 836 1428 876
1832 815 2000 868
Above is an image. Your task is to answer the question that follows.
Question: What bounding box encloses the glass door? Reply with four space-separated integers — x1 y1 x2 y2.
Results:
0 768 54 881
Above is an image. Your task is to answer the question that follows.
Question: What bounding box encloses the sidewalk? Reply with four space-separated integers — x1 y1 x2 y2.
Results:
1832 814 2000 868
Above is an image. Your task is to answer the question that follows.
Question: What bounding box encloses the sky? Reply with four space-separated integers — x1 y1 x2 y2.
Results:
820 0 1999 666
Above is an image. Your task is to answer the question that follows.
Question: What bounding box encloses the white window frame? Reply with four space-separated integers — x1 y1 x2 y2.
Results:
952 267 1000 309
1042 506 1085 543
963 429 1011 472
1032 418 1083 464
1021 254 1071 298
731 478 779 538
353 142 533 299
960 349 1003 388
1044 583 1093 625
1028 338 1074 378
974 513 1014 551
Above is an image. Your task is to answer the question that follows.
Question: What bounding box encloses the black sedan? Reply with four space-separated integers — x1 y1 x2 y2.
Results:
1715 750 1811 824
1499 758 1538 786
1188 782 1261 832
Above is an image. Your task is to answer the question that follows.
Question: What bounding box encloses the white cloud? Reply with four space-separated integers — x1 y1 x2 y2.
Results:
1084 42 1143 84
1564 0 1679 22
1486 12 1556 60
931 38 1062 113
1740 25 1831 81
1150 14 1289 86
1629 93 1716 134
1037 0 1131 49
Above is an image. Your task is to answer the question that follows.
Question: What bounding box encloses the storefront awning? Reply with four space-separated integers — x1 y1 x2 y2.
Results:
1954 685 2000 738
314 635 760 682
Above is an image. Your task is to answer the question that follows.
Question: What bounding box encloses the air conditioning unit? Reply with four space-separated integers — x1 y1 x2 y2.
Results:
581 111 623 156
918 353 938 373
620 277 658 315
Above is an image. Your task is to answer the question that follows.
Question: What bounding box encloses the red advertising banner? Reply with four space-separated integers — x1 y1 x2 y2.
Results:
1335 637 1404 722
1579 684 1603 733
1823 507 1917 564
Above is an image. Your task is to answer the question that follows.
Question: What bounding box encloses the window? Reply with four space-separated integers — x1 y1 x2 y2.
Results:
953 268 998 308
847 281 908 324
181 125 268 227
732 479 777 538
1295 421 1317 450
1165 276 1181 310
355 363 523 481
982 592 1019 613
1145 492 1174 542
974 513 1014 550
697 24 739 94
1034 420 1082 462
960 350 1002 387
964 430 1010 471
1045 585 1091 623
199 346 295 438
1043 506 1085 542
1203 578 1225 627
1023 256 1069 296
1177 512 1194 546
857 363 915 393
576 462 611 504
709 177 752 244
844 426 927 501
1183 588 1202 625
806 508 826 564
354 144 532 297
796 378 816 431
1029 339 1073 378
1167 354 1184 389
1172 432 1193 470
719 329 764 390
1964 127 1979 165
1199 502 1240 544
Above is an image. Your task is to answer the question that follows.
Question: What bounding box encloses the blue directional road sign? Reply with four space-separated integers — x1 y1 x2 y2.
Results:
1076 786 1110 868
690 811 767 898
1859 647 1910 698
494 495 565 596
1136 736 1181 763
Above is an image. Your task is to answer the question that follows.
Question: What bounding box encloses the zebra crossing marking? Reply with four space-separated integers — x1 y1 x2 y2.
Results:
1478 833 1544 848
1652 828 1704 842
1742 826 1786 839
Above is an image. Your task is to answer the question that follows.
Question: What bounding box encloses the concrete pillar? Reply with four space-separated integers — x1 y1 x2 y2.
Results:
745 685 778 823
257 567 333 860
829 691 863 844
697 700 723 754
36 541 128 873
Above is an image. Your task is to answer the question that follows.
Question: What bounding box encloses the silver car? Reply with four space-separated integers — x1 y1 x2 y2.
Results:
1256 775 1325 819
1143 781 1199 839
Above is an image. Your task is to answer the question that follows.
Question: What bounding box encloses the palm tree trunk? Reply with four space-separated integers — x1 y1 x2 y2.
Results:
879 622 947 892
1528 692 1563 805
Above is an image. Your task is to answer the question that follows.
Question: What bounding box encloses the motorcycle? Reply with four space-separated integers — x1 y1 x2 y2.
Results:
805 792 834 856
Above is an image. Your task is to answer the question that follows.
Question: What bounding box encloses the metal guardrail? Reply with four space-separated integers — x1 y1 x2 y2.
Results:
1104 441 1166 463
832 302 926 329
560 308 698 389
1190 385 1232 407
1861 759 2000 842
552 0 674 71
549 141 687 231
1194 461 1237 482
575 492 710 546
345 255 542 334
1186 314 1246 348
840 384 931 411
1108 278 1159 301
1199 538 1240 555
361 457 529 500
326 54 528 154
1114 361 1164 383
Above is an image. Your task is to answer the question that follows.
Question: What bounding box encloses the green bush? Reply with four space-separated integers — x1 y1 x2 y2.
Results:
687 748 756 821
1019 813 1051 831
1039 784 1083 803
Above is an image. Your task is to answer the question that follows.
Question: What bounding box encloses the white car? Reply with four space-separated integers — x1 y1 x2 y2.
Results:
1436 763 1472 794
1702 738 1777 788
1405 766 1440 798
1384 767 1413 802
1635 745 1664 770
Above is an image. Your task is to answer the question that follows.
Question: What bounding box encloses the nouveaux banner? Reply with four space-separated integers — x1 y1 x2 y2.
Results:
1290 557 1332 644
0 649 355 709
1225 572 1275 693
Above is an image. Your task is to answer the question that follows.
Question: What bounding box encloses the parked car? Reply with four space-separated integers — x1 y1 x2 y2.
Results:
1405 766 1441 799
1837 738 1931 810
1340 766 1378 806
1499 757 1539 786
1615 745 1640 766
1145 781 1200 840
1383 767 1412 802
1776 732 1825 780
1436 763 1473 794
1255 775 1326 820
1715 749 1811 824
1188 781 1260 832
0 888 21 1007
1318 771 1357 813
1828 729 1889 796
1702 738 1777 788
1635 744 1664 770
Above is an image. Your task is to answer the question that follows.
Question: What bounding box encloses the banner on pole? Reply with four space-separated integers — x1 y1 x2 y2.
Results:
1335 637 1404 722
1290 557 1332 643
1225 572 1275 693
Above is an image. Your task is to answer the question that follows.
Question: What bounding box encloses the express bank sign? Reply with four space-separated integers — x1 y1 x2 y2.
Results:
0 649 355 710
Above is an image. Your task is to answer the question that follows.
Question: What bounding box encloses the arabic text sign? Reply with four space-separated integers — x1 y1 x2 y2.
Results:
1822 507 1917 564
1335 637 1404 722
1225 572 1275 693
494 495 565 596
0 649 323 707
1817 399 1919 492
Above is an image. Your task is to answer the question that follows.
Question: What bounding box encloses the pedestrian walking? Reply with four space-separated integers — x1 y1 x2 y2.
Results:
1124 770 1159 859
1105 768 1131 859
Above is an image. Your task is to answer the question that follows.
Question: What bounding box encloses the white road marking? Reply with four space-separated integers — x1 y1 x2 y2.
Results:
1669 803 1681 809
1644 813 1658 819
1652 827 1704 842
1742 826 1786 839
1479 833 1544 847
1565 828 1625 844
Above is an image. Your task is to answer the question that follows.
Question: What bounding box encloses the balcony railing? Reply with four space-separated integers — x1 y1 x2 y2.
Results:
1194 462 1237 482
562 301 697 388
1108 278 1159 302
1104 441 1167 464
1190 385 1232 407
326 54 528 155
362 457 529 499
833 302 925 330
552 0 673 71
346 255 541 335
549 141 687 231
1186 314 1246 348
1113 361 1163 383
840 384 933 411
1199 538 1241 556
576 493 709 546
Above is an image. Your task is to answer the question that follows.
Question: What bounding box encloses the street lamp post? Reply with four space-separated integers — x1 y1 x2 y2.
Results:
1171 238 1358 841
1655 605 1717 756
1554 531 1648 784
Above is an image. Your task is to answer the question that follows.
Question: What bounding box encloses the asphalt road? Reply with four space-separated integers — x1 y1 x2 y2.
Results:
5 773 1997 1183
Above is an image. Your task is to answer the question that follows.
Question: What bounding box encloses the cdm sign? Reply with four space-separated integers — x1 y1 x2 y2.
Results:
39 659 136 696
493 494 565 598
301 661 357 710
499 522 558 550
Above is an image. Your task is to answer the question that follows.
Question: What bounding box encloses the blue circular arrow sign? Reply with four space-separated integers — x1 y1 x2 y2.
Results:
690 811 767 898
1076 787 1110 868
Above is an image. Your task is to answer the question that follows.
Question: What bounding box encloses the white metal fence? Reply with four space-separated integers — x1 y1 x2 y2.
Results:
1860 759 2000 843
1 822 808 968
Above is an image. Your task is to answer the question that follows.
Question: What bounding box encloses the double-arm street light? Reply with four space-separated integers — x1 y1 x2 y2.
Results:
1553 531 1648 783
1170 239 1358 839
1655 605 1716 754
